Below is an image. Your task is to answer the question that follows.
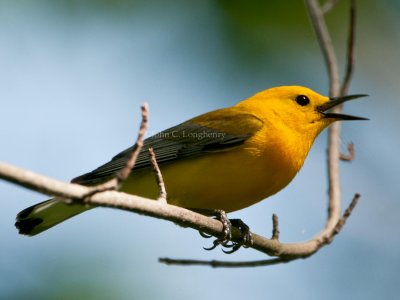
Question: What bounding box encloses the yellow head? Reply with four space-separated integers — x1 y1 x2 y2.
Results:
237 85 367 139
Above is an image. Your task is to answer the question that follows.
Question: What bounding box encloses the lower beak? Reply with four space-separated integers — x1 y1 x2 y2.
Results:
317 94 369 120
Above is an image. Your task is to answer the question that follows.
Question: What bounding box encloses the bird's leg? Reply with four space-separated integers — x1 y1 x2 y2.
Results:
203 209 232 251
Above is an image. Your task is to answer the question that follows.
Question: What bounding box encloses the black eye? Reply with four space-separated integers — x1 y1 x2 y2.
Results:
295 95 310 106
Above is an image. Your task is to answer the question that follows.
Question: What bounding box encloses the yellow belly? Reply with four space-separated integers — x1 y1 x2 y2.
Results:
121 130 303 212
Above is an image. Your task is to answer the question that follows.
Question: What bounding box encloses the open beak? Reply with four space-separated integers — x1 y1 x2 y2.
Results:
317 94 369 120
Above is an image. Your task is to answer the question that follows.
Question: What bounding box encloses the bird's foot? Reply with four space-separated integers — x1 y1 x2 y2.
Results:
200 210 253 254
222 219 253 254
202 209 232 251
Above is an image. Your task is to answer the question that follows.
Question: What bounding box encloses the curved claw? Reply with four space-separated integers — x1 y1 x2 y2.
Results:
222 243 242 254
203 240 220 251
199 231 212 238
204 239 238 252
201 209 233 251
220 241 235 248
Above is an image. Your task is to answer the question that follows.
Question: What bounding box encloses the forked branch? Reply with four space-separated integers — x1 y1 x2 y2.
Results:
0 0 361 268
159 0 361 267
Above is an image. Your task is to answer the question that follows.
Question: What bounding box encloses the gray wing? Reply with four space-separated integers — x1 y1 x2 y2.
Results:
71 109 263 185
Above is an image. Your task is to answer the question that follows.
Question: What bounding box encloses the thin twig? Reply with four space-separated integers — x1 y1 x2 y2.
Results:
116 103 148 183
332 193 360 236
148 147 167 203
271 214 280 240
322 0 340 14
158 193 360 268
307 0 359 236
82 103 149 199
159 257 289 268
340 0 357 97
328 0 357 231
307 0 342 233
306 0 340 96
340 142 355 162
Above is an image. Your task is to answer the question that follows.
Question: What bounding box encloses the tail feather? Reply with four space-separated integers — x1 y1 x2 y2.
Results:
15 198 90 236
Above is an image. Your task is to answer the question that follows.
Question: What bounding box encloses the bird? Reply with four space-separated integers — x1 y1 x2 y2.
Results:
15 86 367 238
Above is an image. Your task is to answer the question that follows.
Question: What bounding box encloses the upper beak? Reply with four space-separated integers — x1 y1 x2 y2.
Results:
317 94 369 120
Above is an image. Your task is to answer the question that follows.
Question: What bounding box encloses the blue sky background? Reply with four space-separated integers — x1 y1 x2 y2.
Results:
1 1 399 299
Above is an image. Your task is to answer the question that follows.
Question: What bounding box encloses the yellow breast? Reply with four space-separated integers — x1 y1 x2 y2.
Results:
122 122 310 212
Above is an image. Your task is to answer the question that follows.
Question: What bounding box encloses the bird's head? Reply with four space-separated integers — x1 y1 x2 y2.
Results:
238 86 368 137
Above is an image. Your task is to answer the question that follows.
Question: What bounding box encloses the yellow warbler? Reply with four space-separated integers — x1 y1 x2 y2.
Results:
15 86 366 236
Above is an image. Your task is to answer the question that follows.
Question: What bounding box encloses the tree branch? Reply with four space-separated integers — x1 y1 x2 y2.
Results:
271 213 280 240
340 142 355 162
309 0 342 231
340 0 357 97
1 0 362 268
306 0 340 97
157 0 361 267
158 194 359 268
306 0 358 236
0 161 360 264
116 103 148 183
148 147 167 203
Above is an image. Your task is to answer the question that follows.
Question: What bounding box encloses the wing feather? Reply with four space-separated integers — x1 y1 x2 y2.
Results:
71 108 263 185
